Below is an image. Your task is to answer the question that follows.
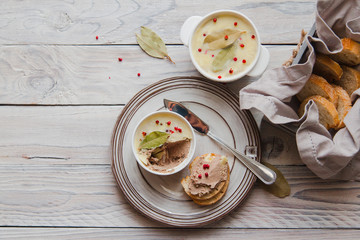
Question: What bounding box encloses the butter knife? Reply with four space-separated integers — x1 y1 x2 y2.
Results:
164 99 276 185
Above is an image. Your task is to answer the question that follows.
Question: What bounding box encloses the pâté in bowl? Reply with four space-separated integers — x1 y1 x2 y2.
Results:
132 110 196 176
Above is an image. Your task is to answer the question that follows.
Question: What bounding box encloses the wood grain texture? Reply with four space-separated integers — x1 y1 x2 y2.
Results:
0 164 359 228
0 0 315 45
0 106 121 165
0 45 295 105
2 0 357 236
1 228 359 240
0 106 299 165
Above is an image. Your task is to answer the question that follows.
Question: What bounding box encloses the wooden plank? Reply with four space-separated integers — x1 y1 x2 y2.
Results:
0 45 295 105
0 106 122 165
0 106 300 165
0 0 315 45
0 228 359 240
0 164 359 228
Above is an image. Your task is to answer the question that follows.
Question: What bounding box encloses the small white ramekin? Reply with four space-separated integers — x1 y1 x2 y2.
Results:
132 110 196 176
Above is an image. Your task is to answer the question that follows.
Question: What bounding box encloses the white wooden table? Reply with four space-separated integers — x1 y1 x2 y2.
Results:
1 0 359 239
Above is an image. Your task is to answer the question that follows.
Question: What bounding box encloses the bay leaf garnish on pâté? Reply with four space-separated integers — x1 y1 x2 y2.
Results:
139 131 170 149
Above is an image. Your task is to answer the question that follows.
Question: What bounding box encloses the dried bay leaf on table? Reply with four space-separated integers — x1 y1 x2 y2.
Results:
204 28 245 50
136 26 175 63
211 42 237 72
139 131 170 149
260 162 291 198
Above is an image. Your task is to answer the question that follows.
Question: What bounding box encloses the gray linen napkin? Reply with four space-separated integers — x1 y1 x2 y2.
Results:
239 0 360 180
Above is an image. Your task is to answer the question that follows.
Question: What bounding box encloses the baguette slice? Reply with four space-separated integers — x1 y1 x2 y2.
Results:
336 65 360 96
298 95 339 130
331 38 360 66
296 74 338 105
332 85 352 130
181 153 230 206
181 175 226 201
313 53 343 82
191 172 230 206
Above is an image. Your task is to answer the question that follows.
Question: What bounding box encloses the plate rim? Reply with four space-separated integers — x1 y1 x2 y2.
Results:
111 76 261 227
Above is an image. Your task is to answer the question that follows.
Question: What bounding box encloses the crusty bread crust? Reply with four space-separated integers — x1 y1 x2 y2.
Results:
298 38 360 131
337 65 360 96
332 38 360 66
313 53 343 82
297 74 338 105
298 95 339 130
332 85 352 129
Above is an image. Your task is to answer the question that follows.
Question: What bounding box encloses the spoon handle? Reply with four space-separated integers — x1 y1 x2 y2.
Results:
207 131 276 185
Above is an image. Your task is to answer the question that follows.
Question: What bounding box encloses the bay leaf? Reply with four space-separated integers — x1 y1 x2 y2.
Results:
204 28 245 50
152 146 166 160
211 42 237 72
139 131 170 149
260 162 291 198
136 26 175 63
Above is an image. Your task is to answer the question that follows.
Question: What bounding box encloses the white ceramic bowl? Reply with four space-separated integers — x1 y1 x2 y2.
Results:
132 110 196 176
180 10 270 82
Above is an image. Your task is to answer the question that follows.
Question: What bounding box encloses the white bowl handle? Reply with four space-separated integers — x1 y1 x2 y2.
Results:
180 16 202 46
247 45 270 77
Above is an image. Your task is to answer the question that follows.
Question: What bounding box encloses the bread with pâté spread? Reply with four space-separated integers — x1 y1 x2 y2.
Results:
181 153 230 206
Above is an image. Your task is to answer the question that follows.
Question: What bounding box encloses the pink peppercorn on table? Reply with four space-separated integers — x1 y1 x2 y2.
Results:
0 0 359 239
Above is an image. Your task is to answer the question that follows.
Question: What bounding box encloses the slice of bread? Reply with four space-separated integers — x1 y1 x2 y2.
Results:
332 85 352 129
312 53 343 82
298 95 339 130
182 155 223 200
181 153 230 206
191 171 230 206
336 65 360 96
331 38 360 66
181 175 226 201
296 74 338 105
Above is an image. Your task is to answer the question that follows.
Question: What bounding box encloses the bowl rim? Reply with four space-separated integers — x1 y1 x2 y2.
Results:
188 9 261 83
131 110 196 176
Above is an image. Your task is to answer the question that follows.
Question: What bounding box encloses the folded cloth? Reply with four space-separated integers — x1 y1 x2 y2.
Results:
239 0 360 180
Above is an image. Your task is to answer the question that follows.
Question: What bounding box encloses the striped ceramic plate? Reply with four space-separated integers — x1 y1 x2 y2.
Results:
111 76 260 227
